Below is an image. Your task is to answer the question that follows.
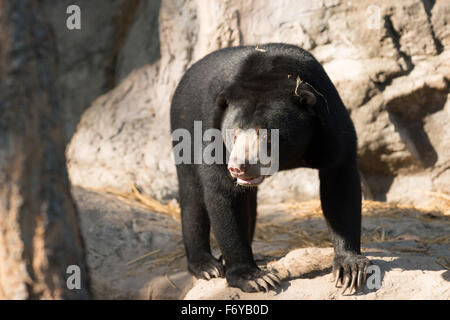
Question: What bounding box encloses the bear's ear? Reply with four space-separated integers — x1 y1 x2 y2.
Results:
293 88 316 107
216 91 229 109
213 91 230 129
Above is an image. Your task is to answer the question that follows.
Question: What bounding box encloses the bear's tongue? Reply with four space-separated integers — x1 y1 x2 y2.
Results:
237 176 264 185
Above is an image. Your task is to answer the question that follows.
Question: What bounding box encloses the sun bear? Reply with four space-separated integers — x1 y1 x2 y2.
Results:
170 43 370 293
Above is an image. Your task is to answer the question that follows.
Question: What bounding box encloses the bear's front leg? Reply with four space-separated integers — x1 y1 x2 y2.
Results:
319 161 371 295
202 178 280 292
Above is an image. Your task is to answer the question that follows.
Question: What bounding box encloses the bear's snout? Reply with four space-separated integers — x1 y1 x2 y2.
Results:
226 128 274 186
228 163 245 176
228 162 260 179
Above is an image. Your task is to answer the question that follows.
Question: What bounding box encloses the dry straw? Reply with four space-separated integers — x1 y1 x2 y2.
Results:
88 185 449 274
88 184 180 221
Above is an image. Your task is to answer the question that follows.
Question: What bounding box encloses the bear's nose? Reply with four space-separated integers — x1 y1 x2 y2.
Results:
228 164 245 176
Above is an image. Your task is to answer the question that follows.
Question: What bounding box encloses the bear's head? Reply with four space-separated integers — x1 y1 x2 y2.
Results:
218 75 323 187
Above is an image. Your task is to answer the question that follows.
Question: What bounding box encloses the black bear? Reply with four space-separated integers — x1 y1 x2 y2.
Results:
170 43 370 294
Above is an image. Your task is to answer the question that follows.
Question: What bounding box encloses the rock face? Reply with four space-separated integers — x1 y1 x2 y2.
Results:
66 0 450 206
43 0 122 141
42 0 159 141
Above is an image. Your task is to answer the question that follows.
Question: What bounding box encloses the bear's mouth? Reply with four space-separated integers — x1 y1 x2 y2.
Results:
236 176 265 186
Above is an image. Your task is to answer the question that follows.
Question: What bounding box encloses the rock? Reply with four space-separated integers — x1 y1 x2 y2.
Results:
66 0 450 206
184 202 450 300
258 169 320 204
67 0 200 201
42 0 127 141
185 247 450 300
116 0 162 82
73 186 450 299
67 69 179 201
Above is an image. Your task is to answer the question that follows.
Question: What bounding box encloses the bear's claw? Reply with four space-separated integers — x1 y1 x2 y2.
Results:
188 255 224 280
226 267 281 293
331 254 371 295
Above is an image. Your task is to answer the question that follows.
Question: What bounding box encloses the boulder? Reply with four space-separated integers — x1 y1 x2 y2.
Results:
66 0 450 206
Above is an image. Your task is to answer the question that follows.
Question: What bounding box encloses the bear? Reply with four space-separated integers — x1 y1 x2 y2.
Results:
170 43 370 294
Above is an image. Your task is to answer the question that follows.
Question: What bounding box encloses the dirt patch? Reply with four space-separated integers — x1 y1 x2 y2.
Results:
73 187 450 299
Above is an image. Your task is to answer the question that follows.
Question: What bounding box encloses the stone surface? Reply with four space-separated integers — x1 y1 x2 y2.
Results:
42 0 121 140
73 187 450 299
66 0 450 206
185 247 450 300
72 187 189 299
185 202 450 300
116 0 162 82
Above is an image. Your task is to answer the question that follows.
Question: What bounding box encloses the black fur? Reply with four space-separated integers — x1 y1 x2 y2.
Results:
170 43 370 293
